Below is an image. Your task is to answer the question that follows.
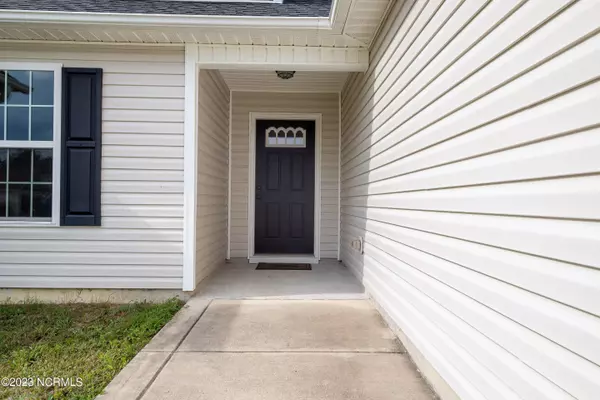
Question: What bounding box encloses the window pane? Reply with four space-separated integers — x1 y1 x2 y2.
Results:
0 149 6 182
7 183 31 217
31 107 53 141
6 71 30 105
32 71 54 105
8 149 32 182
286 132 294 145
0 106 4 140
0 184 5 217
32 184 52 218
6 107 29 140
33 149 52 182
0 70 5 104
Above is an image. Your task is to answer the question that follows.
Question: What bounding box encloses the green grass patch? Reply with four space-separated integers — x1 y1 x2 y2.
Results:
0 299 183 400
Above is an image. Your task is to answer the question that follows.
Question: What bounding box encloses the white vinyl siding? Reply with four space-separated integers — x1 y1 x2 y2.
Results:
340 1 600 400
0 43 185 289
230 92 339 259
195 70 229 284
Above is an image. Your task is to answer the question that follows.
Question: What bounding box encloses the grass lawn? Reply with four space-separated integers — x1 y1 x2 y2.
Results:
0 299 183 400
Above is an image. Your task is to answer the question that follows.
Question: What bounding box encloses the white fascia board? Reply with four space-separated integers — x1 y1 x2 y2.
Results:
194 44 369 72
328 0 353 34
0 9 331 29
198 62 368 72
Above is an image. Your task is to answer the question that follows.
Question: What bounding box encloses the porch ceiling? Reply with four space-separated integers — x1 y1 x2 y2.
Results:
220 70 349 93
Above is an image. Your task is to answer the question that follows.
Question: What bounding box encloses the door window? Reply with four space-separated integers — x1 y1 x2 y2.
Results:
265 126 306 148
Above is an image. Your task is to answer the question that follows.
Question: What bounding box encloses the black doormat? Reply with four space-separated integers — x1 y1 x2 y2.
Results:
256 263 312 270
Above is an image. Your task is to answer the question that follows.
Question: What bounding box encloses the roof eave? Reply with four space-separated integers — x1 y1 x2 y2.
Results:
0 9 332 29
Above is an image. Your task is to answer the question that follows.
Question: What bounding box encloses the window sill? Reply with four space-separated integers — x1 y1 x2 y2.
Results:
0 220 57 227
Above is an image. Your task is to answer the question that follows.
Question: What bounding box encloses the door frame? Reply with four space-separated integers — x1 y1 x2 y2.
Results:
247 112 322 263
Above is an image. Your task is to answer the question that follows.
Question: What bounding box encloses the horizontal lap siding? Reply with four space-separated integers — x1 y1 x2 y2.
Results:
195 70 229 284
0 44 185 289
340 1 600 399
230 92 339 259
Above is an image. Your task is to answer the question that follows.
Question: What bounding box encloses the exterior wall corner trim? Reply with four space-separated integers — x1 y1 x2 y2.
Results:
182 43 199 291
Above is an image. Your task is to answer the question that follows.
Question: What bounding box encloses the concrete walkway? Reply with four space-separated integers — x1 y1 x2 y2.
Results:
98 299 435 400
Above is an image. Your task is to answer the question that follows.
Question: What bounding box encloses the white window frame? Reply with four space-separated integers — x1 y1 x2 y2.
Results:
0 62 62 227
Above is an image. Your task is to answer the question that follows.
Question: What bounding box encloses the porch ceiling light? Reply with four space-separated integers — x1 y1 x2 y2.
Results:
276 71 296 80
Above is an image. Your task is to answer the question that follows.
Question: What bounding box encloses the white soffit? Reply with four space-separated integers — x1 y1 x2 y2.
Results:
219 70 349 93
0 25 365 48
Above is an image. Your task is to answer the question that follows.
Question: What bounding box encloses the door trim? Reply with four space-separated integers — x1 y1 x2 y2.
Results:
248 112 322 261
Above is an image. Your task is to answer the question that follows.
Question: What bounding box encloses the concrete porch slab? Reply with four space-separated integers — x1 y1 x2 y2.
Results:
142 352 435 400
178 300 402 353
194 259 367 300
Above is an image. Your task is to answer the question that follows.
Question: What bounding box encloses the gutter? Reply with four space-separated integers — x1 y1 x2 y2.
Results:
0 9 332 29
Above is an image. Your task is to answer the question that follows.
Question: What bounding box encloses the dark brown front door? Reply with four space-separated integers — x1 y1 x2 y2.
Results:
254 119 315 254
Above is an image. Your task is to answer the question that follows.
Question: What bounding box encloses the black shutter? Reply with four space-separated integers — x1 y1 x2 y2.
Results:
61 68 102 226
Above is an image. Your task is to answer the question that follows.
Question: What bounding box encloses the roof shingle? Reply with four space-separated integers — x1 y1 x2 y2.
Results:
0 0 332 17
